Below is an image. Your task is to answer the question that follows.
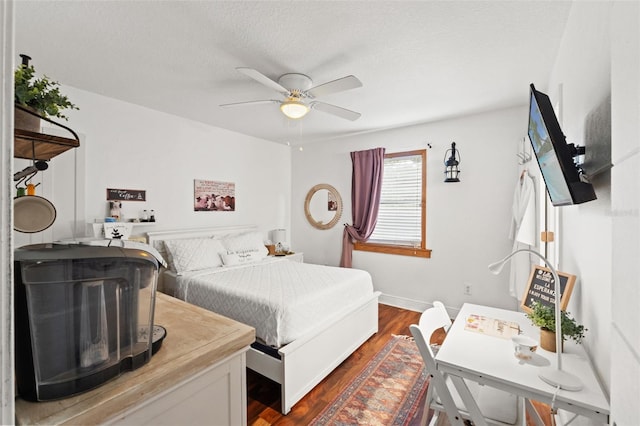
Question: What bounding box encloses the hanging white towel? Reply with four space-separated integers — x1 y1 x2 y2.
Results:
514 173 536 245
508 171 537 298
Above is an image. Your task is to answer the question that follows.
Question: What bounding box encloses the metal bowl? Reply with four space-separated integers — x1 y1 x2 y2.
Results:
14 195 57 233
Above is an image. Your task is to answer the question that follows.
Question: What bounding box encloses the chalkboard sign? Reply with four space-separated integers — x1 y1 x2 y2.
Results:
520 266 576 313
106 188 146 202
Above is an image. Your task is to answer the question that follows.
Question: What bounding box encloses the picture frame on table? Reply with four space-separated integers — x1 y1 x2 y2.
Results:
520 265 576 313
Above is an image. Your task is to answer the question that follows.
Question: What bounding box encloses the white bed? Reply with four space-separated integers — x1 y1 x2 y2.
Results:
147 226 380 414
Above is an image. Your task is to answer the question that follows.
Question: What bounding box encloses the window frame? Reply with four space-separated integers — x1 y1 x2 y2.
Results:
353 149 431 258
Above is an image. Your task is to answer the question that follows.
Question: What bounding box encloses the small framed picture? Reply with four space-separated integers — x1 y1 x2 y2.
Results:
328 191 338 211
521 266 576 313
103 222 133 240
107 188 146 202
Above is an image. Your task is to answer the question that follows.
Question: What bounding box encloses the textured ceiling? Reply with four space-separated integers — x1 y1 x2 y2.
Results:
14 1 572 145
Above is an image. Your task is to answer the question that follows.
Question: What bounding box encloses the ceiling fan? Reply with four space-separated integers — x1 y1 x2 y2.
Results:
220 67 363 121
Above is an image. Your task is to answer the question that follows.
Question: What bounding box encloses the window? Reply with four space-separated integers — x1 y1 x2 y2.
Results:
354 149 431 258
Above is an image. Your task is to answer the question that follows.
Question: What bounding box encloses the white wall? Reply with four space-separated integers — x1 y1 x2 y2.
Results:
546 0 613 396
292 106 526 313
609 2 640 425
547 2 639 424
14 86 292 247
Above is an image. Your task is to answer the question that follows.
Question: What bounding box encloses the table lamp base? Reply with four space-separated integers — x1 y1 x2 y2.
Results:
539 368 583 391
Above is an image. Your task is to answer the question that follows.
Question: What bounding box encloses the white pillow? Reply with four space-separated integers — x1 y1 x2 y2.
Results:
220 250 263 266
221 232 268 259
163 238 225 273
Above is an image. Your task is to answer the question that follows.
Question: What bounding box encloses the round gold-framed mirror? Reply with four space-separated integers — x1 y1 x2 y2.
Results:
304 184 343 230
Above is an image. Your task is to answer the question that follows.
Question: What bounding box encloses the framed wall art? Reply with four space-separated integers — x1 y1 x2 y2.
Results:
194 179 235 211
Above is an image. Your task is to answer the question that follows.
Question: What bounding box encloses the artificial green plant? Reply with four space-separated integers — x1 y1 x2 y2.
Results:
526 301 587 344
14 58 78 120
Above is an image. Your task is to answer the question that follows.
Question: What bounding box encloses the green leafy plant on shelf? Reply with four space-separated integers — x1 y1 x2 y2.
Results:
526 301 587 344
14 56 78 120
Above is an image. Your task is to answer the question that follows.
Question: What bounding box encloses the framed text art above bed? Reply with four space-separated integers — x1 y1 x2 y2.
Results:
193 179 235 212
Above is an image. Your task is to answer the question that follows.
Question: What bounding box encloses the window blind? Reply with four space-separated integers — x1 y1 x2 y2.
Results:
368 153 422 246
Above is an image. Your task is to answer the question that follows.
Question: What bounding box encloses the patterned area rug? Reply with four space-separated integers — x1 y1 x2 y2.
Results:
309 335 429 426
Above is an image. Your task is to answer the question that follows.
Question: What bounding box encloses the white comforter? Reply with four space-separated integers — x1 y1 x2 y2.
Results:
173 257 374 348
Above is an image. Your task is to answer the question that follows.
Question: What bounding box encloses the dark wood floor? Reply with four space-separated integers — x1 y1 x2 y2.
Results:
246 304 551 426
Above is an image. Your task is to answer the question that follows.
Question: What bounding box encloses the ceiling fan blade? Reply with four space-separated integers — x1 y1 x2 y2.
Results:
310 101 361 121
306 75 362 98
220 100 280 108
236 67 289 95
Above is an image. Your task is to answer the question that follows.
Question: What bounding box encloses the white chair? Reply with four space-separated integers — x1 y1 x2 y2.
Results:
432 300 452 333
410 305 522 426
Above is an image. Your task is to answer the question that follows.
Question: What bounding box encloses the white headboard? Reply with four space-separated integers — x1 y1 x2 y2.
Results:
147 225 259 294
147 225 258 263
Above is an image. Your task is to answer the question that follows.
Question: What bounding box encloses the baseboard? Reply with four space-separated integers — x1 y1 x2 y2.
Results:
378 294 426 312
378 294 460 319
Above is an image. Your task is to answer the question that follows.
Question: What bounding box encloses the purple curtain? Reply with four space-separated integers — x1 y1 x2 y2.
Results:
340 147 385 268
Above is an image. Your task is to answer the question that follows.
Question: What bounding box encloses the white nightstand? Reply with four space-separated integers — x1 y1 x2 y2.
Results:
273 252 303 263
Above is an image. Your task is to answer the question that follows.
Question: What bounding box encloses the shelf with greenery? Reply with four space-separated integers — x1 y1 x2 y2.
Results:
14 54 80 160
15 54 78 121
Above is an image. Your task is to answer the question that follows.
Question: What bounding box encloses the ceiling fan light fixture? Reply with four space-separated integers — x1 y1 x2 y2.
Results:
280 97 309 119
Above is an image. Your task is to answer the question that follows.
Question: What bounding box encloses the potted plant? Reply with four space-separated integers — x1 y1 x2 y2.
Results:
14 54 78 131
526 301 587 352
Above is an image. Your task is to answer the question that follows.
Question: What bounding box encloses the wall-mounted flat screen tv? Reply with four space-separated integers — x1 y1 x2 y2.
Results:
528 84 596 206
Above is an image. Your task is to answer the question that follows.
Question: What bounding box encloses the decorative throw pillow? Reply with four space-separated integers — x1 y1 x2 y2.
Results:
163 238 225 273
160 242 176 271
220 250 263 266
221 232 268 259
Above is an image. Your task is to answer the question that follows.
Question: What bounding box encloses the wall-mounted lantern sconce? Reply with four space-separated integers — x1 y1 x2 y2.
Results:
444 142 461 183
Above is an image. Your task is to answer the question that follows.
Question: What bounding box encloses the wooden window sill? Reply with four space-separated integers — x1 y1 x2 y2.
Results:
353 242 432 258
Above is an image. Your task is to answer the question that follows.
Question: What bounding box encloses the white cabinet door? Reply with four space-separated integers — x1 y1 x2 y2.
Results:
107 352 247 426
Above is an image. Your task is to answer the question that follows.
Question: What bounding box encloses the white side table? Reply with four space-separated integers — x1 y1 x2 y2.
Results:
272 252 303 263
286 252 303 262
